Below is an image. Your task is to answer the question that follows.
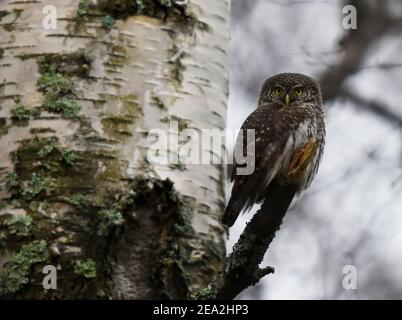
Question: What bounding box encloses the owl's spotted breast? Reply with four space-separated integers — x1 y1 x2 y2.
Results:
276 117 322 191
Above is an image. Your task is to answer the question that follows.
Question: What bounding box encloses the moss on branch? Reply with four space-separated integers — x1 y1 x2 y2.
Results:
195 185 298 300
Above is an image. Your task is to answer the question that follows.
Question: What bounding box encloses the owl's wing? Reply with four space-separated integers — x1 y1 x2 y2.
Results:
222 106 291 226
231 107 279 180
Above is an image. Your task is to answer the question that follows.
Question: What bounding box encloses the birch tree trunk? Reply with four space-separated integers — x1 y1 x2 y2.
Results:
0 0 229 299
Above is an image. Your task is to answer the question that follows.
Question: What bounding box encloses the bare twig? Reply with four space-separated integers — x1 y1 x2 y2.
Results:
340 89 402 128
357 63 402 71
320 1 402 102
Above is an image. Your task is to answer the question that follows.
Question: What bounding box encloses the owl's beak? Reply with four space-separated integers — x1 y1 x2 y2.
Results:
285 94 291 106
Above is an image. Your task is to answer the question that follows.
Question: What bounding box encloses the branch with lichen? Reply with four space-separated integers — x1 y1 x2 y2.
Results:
195 184 298 300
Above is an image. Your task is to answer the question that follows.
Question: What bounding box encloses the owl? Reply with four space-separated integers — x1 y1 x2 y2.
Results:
222 73 325 227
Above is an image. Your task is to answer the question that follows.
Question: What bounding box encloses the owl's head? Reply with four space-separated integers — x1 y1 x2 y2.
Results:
258 73 322 108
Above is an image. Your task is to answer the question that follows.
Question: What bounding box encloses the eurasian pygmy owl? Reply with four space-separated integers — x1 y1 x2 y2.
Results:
222 73 325 227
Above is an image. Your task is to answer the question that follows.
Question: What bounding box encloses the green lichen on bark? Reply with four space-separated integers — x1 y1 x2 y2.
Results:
0 144 126 298
116 176 223 299
35 51 92 119
61 149 77 166
10 102 39 126
74 0 206 34
1 145 131 298
101 15 115 30
77 0 92 16
38 51 92 78
7 136 76 203
36 71 79 119
74 259 97 279
7 135 123 205
20 174 57 201
0 240 50 295
5 172 18 190
62 193 90 210
10 102 31 121
96 209 124 236
61 191 125 239
81 0 186 20
3 215 33 238
2 8 23 32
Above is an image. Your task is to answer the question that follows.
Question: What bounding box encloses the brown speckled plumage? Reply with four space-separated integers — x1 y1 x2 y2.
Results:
222 73 326 227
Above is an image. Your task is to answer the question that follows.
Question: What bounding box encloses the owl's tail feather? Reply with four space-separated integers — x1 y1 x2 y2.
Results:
222 183 298 228
254 183 298 231
221 196 244 227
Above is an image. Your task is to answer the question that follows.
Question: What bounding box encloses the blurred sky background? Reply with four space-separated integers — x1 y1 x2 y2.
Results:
227 0 402 299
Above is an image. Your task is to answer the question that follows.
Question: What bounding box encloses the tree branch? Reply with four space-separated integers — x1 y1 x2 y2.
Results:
195 184 298 300
320 1 402 102
340 89 402 128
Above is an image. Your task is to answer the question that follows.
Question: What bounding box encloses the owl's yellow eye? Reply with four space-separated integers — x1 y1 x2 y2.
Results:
274 87 282 96
295 88 304 96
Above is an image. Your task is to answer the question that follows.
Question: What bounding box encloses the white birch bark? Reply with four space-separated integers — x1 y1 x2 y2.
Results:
0 0 230 299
